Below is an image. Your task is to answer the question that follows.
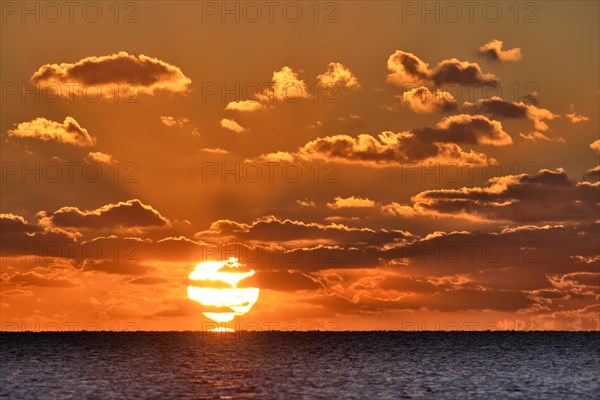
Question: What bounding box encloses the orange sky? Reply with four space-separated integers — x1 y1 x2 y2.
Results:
1 1 599 331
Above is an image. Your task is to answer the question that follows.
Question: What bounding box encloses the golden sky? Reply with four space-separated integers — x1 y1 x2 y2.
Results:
1 1 599 331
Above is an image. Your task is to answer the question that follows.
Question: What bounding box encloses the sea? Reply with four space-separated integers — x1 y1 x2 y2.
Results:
1 332 598 399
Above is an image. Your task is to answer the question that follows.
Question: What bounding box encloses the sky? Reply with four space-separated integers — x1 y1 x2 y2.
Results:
1 1 599 331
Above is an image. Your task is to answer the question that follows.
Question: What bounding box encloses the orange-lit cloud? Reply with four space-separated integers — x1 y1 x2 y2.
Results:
477 39 523 62
86 151 115 164
317 62 360 88
566 112 590 123
197 215 412 246
31 52 191 97
256 66 308 102
40 199 169 229
297 199 316 207
7 117 95 146
160 116 189 128
225 100 265 111
387 50 498 86
400 86 457 113
462 97 560 136
199 147 229 154
256 114 509 167
327 196 376 209
410 169 598 223
519 132 564 143
220 118 247 133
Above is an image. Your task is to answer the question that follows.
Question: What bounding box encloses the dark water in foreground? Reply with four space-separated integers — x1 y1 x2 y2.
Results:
1 332 598 399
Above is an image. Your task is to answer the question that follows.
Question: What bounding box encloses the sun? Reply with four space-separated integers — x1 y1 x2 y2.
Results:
187 257 260 325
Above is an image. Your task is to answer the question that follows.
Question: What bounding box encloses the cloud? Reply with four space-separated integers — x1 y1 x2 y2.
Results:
566 112 590 123
381 203 419 218
582 166 600 183
477 39 523 62
258 133 491 167
220 118 247 133
199 147 229 155
415 114 513 146
380 222 599 290
160 116 189 128
317 62 360 88
128 276 168 285
519 132 564 143
400 86 458 113
197 215 412 247
1 270 78 288
409 168 599 223
7 117 96 146
225 100 265 112
531 304 600 330
255 114 509 167
41 199 169 229
0 213 78 258
256 66 308 102
31 52 191 97
297 199 316 207
548 272 600 297
327 196 376 209
80 259 155 275
462 97 559 135
86 151 115 164
590 139 600 153
387 50 498 86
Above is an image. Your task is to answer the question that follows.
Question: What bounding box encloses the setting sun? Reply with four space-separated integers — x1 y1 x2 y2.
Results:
187 258 260 323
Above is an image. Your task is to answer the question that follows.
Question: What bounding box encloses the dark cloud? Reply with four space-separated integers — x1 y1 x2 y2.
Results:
1 271 78 288
31 52 191 97
461 97 559 137
79 259 156 275
582 166 600 183
42 199 169 229
387 50 498 86
410 169 598 223
256 114 510 167
0 213 77 257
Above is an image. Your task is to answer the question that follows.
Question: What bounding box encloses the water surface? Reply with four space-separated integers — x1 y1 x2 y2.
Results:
1 332 598 399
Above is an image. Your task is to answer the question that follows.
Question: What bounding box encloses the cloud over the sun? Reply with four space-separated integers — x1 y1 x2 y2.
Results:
7 117 96 146
477 39 523 62
30 52 191 98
